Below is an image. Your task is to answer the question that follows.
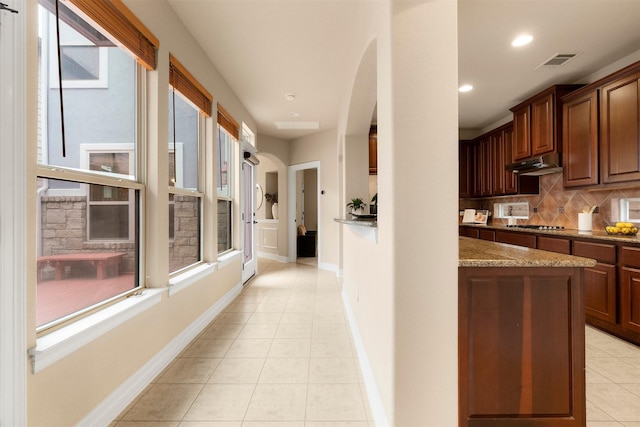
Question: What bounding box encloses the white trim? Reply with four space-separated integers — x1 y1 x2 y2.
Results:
287 161 321 262
168 262 216 296
75 281 243 427
0 1 27 424
317 261 339 274
257 251 288 263
28 288 164 373
342 289 390 427
217 249 242 269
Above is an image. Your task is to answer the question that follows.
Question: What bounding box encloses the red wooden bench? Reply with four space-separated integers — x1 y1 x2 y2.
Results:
37 252 126 281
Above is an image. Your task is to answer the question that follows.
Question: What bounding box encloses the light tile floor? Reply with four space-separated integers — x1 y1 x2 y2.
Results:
112 257 375 426
112 257 640 426
586 325 640 427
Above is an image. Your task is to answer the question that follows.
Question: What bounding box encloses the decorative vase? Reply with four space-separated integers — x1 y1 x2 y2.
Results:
272 202 279 220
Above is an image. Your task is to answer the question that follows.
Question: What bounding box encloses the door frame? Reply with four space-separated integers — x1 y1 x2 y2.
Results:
0 1 27 425
241 160 257 283
287 161 320 262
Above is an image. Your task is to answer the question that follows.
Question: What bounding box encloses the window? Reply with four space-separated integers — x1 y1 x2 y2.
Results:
35 0 155 331
620 198 640 223
217 105 239 255
168 88 203 273
168 55 210 273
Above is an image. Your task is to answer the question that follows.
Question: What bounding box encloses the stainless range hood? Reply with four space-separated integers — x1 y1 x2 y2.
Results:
505 152 562 176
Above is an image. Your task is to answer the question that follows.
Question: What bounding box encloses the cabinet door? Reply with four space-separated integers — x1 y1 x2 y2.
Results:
459 140 475 198
495 230 536 248
369 127 377 175
460 227 479 239
538 236 570 254
531 93 555 156
601 71 640 184
479 136 493 197
478 229 495 241
492 132 505 196
620 266 640 333
503 126 518 194
513 105 531 160
584 263 617 324
563 90 599 187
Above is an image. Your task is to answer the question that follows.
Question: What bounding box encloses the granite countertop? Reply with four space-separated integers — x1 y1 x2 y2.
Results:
334 217 377 228
459 237 597 268
460 223 640 244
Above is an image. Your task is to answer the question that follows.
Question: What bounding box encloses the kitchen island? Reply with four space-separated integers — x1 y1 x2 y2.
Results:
459 237 596 427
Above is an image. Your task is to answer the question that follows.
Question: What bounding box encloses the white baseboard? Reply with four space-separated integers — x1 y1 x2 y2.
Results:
257 251 288 263
317 261 338 274
342 289 390 427
76 281 243 427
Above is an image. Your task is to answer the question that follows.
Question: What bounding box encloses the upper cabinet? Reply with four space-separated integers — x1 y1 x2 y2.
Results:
562 89 599 187
369 125 377 175
459 140 475 198
561 61 640 188
601 71 640 184
510 85 582 161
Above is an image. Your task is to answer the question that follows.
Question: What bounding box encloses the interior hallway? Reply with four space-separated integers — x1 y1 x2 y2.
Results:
111 257 374 425
110 256 640 426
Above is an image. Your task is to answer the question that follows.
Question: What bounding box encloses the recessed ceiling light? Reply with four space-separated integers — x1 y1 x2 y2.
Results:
459 84 473 93
512 34 533 47
284 93 296 101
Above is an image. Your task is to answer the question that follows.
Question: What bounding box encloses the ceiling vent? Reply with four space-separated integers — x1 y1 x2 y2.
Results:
536 53 579 70
274 121 320 130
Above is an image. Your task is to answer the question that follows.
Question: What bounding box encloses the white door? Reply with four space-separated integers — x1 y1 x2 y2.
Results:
242 161 257 283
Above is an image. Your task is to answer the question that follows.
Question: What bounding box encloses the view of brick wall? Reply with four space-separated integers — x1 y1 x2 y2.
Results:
170 195 200 271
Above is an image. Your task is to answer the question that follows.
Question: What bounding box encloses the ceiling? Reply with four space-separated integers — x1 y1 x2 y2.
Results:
166 0 640 140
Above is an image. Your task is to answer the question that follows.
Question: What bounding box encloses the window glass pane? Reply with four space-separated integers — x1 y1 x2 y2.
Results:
169 195 201 273
168 88 199 189
36 177 139 328
217 199 232 253
217 127 233 198
38 5 136 177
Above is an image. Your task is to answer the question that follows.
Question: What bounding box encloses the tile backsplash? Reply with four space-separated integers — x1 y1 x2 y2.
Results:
459 172 640 231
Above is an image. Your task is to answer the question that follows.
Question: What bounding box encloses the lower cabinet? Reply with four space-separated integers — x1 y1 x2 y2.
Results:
459 266 586 427
460 226 640 346
495 230 536 248
619 246 640 334
573 241 618 325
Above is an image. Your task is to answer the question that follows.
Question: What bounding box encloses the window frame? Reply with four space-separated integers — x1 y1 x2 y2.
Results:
168 91 206 276
217 124 236 255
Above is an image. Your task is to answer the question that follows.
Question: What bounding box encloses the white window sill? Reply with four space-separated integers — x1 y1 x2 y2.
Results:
168 262 217 296
217 250 242 269
28 288 164 373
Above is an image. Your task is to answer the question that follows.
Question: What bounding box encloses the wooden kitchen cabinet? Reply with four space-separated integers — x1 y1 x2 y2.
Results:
492 131 506 195
503 125 518 194
369 125 377 175
495 229 536 248
573 241 617 324
600 70 640 184
537 235 571 254
459 140 475 198
562 89 599 187
511 85 582 161
478 229 495 241
619 246 640 334
512 105 531 160
478 136 493 197
459 265 586 427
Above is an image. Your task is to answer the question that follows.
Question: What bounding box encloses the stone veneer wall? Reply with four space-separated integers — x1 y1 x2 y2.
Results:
170 195 200 271
459 172 640 231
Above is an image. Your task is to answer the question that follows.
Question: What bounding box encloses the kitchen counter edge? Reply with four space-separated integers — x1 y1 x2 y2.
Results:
459 236 597 268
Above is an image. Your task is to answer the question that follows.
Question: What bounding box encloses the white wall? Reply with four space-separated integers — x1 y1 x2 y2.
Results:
340 0 459 424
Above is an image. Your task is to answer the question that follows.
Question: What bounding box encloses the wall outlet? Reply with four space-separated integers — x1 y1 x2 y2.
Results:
559 207 565 213
533 207 538 213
